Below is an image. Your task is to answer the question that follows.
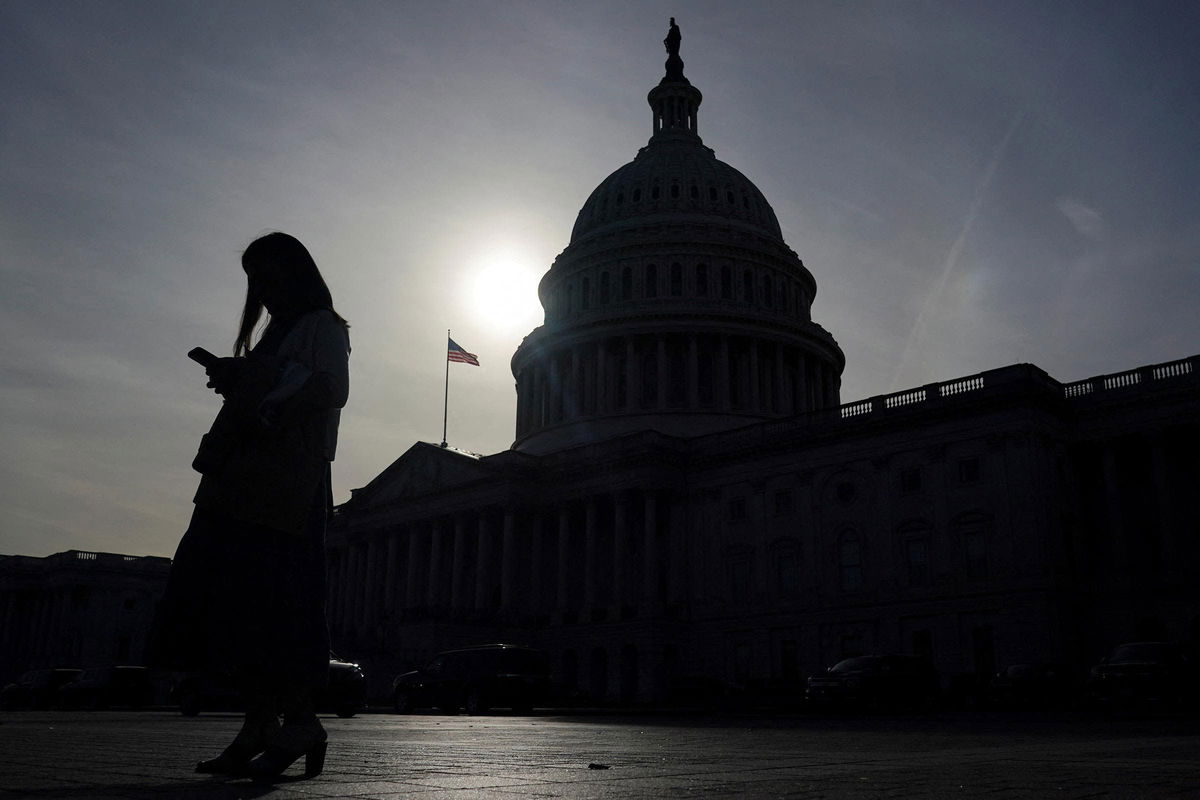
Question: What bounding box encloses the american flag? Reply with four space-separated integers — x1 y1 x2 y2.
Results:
447 337 480 366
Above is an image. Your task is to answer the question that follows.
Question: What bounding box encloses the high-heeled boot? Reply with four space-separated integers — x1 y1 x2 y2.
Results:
246 717 327 780
195 711 281 774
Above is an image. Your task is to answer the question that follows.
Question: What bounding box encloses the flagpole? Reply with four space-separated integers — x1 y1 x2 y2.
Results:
441 329 450 448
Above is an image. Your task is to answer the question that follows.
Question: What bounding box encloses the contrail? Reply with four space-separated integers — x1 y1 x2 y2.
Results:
888 109 1027 391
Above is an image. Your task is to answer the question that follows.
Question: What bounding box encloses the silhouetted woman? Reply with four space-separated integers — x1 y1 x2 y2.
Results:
150 232 349 780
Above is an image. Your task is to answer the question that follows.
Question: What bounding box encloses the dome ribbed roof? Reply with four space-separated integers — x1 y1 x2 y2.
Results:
569 137 784 243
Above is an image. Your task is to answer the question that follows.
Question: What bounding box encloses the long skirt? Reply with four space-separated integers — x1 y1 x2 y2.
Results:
148 468 331 692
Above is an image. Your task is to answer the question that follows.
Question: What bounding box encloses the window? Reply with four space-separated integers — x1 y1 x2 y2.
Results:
599 272 610 304
645 264 658 298
773 540 801 596
651 183 660 200
696 264 708 297
727 497 747 521
621 267 632 300
632 188 641 202
721 266 732 299
581 277 591 310
670 263 683 296
956 513 991 580
836 481 856 505
763 275 773 308
743 270 754 304
965 530 987 579
958 457 981 484
123 597 137 611
900 467 921 493
727 547 753 600
838 536 863 592
905 538 929 586
773 489 793 516
690 184 699 199
670 183 680 199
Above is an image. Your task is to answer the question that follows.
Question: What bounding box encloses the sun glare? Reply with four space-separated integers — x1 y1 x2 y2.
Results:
467 253 544 333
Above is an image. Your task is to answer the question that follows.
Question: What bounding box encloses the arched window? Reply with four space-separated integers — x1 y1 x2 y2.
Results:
632 187 642 203
763 275 773 308
599 272 610 304
670 263 683 296
581 277 591 310
621 267 633 300
721 265 732 299
696 264 709 297
743 270 754 304
645 264 658 298
566 282 574 314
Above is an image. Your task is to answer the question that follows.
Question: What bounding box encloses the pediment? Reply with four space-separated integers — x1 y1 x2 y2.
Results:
348 442 492 508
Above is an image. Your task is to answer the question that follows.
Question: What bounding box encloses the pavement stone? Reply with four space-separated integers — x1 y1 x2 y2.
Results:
0 709 1197 798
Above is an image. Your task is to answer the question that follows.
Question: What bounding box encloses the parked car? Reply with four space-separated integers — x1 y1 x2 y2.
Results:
172 656 366 717
985 663 1079 710
392 644 551 715
0 668 82 710
1087 641 1197 708
806 655 939 710
57 666 154 709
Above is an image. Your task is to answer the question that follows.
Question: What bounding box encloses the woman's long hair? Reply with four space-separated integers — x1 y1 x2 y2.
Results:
235 232 349 356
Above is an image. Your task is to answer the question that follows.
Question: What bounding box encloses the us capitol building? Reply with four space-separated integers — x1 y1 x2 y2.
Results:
328 22 1200 703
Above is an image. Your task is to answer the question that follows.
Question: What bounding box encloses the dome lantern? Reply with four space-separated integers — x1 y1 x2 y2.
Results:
648 18 703 138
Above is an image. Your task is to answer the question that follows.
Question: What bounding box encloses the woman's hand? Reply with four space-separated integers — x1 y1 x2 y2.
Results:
205 357 247 396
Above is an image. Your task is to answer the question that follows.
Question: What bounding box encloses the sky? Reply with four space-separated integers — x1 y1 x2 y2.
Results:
2 0 1198 559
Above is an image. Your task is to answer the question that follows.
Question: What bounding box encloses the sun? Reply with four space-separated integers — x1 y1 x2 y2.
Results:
467 252 544 333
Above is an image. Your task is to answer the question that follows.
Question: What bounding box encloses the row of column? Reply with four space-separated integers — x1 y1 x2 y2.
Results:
330 490 680 636
515 334 839 437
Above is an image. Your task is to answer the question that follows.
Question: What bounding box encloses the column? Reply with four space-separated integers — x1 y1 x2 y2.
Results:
530 511 546 615
549 357 561 423
642 491 658 608
795 354 808 413
500 510 517 610
405 527 422 609
1151 434 1177 581
584 497 599 610
625 336 637 412
749 341 760 411
569 346 581 418
775 343 787 414
718 336 731 410
556 507 571 612
613 490 629 611
383 531 398 615
450 513 468 611
812 362 824 410
596 341 608 413
687 335 699 407
475 511 493 611
427 519 446 609
656 336 668 408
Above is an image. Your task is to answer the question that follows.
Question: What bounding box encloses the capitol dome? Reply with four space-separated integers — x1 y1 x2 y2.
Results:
511 20 844 454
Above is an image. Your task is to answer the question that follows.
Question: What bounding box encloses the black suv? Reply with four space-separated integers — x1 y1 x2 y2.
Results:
392 644 551 715
1088 641 1197 708
0 668 82 710
806 655 939 710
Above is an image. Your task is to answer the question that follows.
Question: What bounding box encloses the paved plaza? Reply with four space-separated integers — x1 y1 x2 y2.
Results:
1 709 1197 799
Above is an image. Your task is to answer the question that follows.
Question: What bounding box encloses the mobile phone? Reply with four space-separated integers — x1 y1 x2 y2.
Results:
187 347 220 368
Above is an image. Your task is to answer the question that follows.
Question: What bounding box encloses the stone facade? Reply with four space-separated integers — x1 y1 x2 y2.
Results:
327 25 1200 703
0 550 170 683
